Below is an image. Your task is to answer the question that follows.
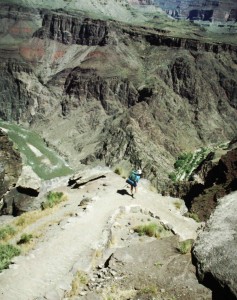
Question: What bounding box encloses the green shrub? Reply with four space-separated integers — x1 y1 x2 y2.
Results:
0 225 16 241
177 239 193 254
174 152 193 169
174 201 182 209
139 285 158 295
17 233 33 245
41 191 67 209
184 212 200 222
134 223 163 238
168 172 176 182
0 244 21 271
114 167 122 175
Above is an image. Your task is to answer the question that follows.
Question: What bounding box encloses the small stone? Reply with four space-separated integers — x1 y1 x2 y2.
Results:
110 270 117 276
79 291 87 296
98 264 104 269
161 288 166 293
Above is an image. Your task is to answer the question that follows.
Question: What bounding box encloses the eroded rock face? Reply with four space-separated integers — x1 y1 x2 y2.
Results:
166 141 237 221
193 191 237 299
62 67 138 114
0 129 22 200
34 15 110 46
154 0 237 22
0 4 237 191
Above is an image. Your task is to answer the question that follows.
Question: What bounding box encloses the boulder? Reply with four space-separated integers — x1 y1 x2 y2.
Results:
1 166 42 216
192 191 237 299
16 165 42 195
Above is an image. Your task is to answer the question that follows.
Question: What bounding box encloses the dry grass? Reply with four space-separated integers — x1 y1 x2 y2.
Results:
13 209 51 230
102 285 136 300
177 239 194 254
65 270 88 298
134 223 164 238
173 201 182 210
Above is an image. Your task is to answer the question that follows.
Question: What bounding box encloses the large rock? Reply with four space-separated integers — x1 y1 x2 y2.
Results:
16 165 42 194
192 191 237 299
1 165 42 216
87 236 212 299
0 129 22 199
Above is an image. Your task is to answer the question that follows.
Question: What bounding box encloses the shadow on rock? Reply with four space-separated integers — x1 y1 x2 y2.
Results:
117 189 130 196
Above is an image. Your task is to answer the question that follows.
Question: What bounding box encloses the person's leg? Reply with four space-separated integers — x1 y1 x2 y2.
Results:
134 182 138 194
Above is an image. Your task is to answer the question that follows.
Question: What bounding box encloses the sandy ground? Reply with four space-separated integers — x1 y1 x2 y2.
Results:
0 168 201 300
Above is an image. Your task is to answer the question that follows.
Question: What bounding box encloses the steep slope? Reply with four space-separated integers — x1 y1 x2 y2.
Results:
166 138 237 221
193 191 237 300
0 3 237 191
0 168 209 300
0 129 22 200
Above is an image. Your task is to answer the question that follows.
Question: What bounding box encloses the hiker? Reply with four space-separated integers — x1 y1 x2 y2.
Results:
126 169 142 197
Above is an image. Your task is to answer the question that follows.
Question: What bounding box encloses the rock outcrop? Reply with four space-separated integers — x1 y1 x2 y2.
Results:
0 162 42 216
34 15 110 46
155 0 237 23
86 236 212 300
166 139 237 221
0 129 22 201
192 191 237 300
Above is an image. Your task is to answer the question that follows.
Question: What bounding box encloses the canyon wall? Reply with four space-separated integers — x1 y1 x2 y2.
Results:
0 4 237 191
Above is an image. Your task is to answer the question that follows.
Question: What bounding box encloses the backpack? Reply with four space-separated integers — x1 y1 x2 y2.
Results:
129 171 137 182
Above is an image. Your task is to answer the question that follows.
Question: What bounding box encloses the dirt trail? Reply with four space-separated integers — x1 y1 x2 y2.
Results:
0 168 201 300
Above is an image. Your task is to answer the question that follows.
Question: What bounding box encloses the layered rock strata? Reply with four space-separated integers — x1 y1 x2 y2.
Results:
0 4 237 191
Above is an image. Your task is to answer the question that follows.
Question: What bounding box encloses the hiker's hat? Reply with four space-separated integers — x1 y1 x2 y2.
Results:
137 169 142 175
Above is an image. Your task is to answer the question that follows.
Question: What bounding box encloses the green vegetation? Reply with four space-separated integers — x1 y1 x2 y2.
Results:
139 285 158 295
184 212 200 223
0 225 16 241
154 261 163 268
17 233 33 245
41 191 67 210
173 201 182 210
174 152 193 169
0 244 21 272
134 223 164 238
114 167 122 175
177 239 193 254
169 142 229 182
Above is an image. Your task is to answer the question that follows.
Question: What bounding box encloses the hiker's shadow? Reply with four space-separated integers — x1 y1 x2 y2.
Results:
117 189 130 196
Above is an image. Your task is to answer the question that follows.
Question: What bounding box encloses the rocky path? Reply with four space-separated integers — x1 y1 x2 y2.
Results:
0 168 201 300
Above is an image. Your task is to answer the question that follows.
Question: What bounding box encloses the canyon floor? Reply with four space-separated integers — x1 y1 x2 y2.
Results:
0 167 211 300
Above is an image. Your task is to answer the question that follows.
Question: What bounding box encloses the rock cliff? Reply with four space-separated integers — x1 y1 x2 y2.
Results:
154 0 237 22
193 191 237 299
0 3 237 191
166 138 237 221
0 129 22 202
34 15 109 46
